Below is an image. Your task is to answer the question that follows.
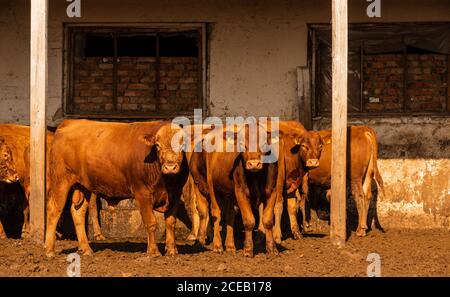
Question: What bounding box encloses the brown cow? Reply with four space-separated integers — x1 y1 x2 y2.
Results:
299 126 385 237
44 119 189 257
258 121 324 243
0 137 19 183
0 124 105 240
0 137 20 239
189 124 280 256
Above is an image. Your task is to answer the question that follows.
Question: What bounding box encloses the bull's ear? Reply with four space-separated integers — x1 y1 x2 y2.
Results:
269 130 281 144
321 134 332 145
140 134 156 146
222 130 236 145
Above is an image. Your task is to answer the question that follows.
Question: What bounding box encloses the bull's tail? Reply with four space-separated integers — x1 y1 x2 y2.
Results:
365 129 386 232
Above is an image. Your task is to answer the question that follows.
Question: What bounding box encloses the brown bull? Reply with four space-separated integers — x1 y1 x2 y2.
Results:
0 137 20 239
300 126 385 237
0 124 105 240
44 119 189 257
258 121 324 243
189 124 280 256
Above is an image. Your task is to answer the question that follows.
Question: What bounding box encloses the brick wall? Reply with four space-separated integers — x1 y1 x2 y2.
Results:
363 54 448 112
72 56 200 114
406 54 447 111
363 54 404 112
73 57 114 112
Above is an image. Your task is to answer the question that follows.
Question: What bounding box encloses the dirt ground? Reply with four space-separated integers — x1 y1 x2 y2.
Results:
0 228 448 277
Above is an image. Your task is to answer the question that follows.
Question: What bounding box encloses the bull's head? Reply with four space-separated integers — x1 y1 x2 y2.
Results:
141 124 186 175
224 124 279 172
0 137 19 183
288 131 324 169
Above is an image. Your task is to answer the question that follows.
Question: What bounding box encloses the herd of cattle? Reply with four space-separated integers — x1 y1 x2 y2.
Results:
0 120 384 257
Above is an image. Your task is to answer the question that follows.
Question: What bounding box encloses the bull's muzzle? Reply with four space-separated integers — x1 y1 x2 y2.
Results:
4 172 19 183
161 163 180 175
246 159 263 172
306 159 320 168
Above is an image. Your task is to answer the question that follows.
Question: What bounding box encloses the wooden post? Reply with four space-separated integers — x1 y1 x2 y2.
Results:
297 66 312 129
30 0 48 243
330 0 348 247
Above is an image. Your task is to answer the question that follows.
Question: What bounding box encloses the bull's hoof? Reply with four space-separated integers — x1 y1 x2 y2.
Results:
148 250 162 257
266 247 279 256
293 231 303 240
303 224 313 233
186 233 197 242
243 248 254 258
80 248 94 256
165 248 178 256
356 227 367 237
45 250 56 258
213 245 224 254
0 233 6 240
225 246 236 254
94 234 106 241
21 231 29 240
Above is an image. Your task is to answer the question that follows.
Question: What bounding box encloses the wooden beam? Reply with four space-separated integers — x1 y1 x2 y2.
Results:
330 0 348 247
30 0 48 243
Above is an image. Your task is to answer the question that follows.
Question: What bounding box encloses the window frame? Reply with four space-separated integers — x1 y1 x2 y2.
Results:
308 22 450 118
63 23 208 120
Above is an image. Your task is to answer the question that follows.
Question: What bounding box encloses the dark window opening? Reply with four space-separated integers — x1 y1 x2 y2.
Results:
160 33 199 57
118 35 156 57
83 34 114 57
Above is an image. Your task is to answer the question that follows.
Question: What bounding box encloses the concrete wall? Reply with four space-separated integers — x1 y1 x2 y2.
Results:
0 0 449 233
314 116 450 230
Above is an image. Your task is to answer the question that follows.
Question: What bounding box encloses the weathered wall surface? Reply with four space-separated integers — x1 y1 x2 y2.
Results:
314 116 450 230
1 0 450 123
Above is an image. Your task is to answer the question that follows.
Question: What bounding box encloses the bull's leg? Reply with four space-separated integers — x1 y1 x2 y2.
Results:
0 221 6 239
208 176 223 253
351 181 368 237
297 190 313 233
234 187 255 257
262 191 279 255
195 190 209 246
287 195 302 240
272 196 283 244
44 181 72 258
224 200 236 254
135 192 161 257
21 187 30 239
70 190 93 256
164 199 180 256
88 193 106 241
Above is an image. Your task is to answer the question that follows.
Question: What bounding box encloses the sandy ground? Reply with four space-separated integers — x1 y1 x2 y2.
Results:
0 228 448 277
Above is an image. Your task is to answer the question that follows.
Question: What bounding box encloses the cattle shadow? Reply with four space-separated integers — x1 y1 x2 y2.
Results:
60 240 211 255
0 182 25 239
306 181 385 240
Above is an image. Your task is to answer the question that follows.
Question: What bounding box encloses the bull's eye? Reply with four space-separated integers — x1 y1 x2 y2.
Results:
319 144 323 150
155 142 161 150
301 144 308 151
2 153 8 160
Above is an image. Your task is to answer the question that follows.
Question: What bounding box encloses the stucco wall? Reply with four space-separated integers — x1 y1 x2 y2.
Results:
1 0 449 123
314 116 450 230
